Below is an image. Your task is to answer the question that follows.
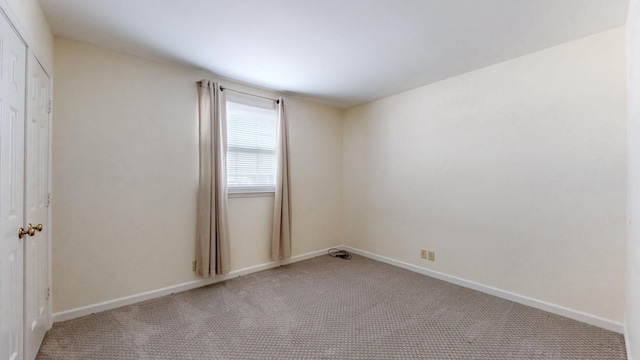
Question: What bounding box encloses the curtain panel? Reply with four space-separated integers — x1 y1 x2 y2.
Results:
272 97 292 260
196 80 231 276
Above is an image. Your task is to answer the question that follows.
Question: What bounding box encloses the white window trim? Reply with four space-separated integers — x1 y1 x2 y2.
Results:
225 92 278 196
228 189 275 198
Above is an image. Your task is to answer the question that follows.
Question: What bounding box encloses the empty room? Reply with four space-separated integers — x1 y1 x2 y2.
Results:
1 0 640 359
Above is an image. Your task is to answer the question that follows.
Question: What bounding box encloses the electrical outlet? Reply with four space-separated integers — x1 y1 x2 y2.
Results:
420 249 427 259
192 260 196 272
427 251 435 261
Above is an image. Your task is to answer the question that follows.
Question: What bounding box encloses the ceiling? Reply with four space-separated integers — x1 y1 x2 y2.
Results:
38 0 628 109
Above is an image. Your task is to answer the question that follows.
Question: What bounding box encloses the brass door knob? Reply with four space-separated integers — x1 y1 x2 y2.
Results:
27 224 36 236
19 223 44 238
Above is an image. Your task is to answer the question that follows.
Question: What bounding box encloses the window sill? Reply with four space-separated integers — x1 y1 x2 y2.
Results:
228 191 275 198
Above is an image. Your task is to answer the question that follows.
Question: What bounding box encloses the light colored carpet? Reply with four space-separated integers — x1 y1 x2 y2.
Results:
37 254 626 359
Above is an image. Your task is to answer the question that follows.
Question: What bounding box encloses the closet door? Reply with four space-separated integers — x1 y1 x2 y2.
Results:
24 53 50 360
0 9 26 360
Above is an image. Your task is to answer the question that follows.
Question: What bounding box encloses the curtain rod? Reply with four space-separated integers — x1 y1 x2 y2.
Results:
219 86 279 104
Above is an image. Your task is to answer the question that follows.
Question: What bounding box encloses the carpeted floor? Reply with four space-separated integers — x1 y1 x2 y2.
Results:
37 254 626 359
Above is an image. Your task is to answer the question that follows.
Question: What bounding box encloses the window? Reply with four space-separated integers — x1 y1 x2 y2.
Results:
226 92 278 193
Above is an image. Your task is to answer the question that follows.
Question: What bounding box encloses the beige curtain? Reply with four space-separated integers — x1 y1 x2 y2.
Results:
272 97 292 260
196 80 230 276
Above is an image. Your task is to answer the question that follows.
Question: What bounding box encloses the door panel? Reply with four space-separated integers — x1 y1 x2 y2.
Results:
0 10 26 360
24 53 49 360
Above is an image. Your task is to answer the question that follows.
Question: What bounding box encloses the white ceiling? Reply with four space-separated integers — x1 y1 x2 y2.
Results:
38 0 628 109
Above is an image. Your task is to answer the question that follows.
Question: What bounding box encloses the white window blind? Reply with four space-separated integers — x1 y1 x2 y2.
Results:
226 93 278 193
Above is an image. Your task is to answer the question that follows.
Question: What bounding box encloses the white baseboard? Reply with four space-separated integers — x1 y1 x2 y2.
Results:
341 246 625 334
626 325 633 360
52 247 334 323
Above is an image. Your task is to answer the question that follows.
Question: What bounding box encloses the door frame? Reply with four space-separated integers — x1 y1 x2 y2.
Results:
46 65 52 331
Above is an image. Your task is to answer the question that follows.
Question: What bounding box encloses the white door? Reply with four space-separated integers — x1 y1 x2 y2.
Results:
0 10 26 360
23 53 49 360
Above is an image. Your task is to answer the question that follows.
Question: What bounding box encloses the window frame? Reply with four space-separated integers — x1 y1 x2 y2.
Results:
224 92 278 196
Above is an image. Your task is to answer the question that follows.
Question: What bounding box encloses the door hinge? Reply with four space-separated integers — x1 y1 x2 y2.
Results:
47 193 51 207
46 286 50 300
47 100 52 114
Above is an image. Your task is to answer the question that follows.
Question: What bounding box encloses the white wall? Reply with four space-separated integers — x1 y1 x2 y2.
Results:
3 0 53 72
343 27 627 323
51 23 629 335
52 38 343 313
627 0 640 357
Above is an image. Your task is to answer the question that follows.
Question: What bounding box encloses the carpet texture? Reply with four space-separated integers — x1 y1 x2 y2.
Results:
37 255 626 359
